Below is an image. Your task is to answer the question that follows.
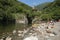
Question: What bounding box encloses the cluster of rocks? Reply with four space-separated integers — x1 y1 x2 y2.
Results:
23 22 58 40
0 35 12 40
0 22 60 40
0 28 29 40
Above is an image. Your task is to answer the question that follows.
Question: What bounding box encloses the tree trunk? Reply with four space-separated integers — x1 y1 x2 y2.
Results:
26 14 33 25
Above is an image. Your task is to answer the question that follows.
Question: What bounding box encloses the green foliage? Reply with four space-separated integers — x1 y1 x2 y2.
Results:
0 0 32 23
35 0 60 21
35 2 51 10
40 14 52 21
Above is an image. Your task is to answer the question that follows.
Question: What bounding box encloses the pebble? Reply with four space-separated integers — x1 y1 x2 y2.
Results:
6 36 12 40
18 34 22 37
18 30 23 33
13 30 16 34
46 29 52 33
29 33 33 35
49 33 55 37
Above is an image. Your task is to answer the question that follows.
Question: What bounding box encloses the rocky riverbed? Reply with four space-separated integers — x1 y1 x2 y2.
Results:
0 22 60 40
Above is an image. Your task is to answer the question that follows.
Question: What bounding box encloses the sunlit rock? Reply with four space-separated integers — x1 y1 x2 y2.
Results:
46 29 52 33
32 24 39 28
49 33 55 37
0 38 3 40
6 36 12 40
23 36 38 40
13 30 16 34
19 21 25 24
18 34 22 37
23 29 29 34
18 30 23 33
29 33 33 35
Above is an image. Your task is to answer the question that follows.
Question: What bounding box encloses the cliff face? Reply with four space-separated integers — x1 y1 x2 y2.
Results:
15 14 28 24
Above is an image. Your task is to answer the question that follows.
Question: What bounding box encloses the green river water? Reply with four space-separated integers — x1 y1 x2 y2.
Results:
0 23 28 39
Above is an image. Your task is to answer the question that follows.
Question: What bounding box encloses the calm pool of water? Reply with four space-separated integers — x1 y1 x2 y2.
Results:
0 23 28 39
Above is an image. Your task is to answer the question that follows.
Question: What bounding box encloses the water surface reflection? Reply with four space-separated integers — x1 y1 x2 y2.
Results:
0 23 27 39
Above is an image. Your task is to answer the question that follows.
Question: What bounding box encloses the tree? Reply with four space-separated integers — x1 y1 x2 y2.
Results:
0 0 32 23
40 14 52 21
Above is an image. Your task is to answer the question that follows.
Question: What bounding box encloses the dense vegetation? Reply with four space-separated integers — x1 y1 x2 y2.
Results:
0 0 32 23
0 0 60 24
35 2 51 10
35 0 60 21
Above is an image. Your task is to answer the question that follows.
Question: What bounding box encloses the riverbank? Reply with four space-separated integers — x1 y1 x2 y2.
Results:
0 22 60 40
23 22 60 40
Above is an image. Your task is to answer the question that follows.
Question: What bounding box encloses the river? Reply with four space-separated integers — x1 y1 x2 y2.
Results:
0 23 28 40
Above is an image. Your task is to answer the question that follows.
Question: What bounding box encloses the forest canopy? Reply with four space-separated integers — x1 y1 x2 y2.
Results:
0 0 32 23
35 0 60 21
